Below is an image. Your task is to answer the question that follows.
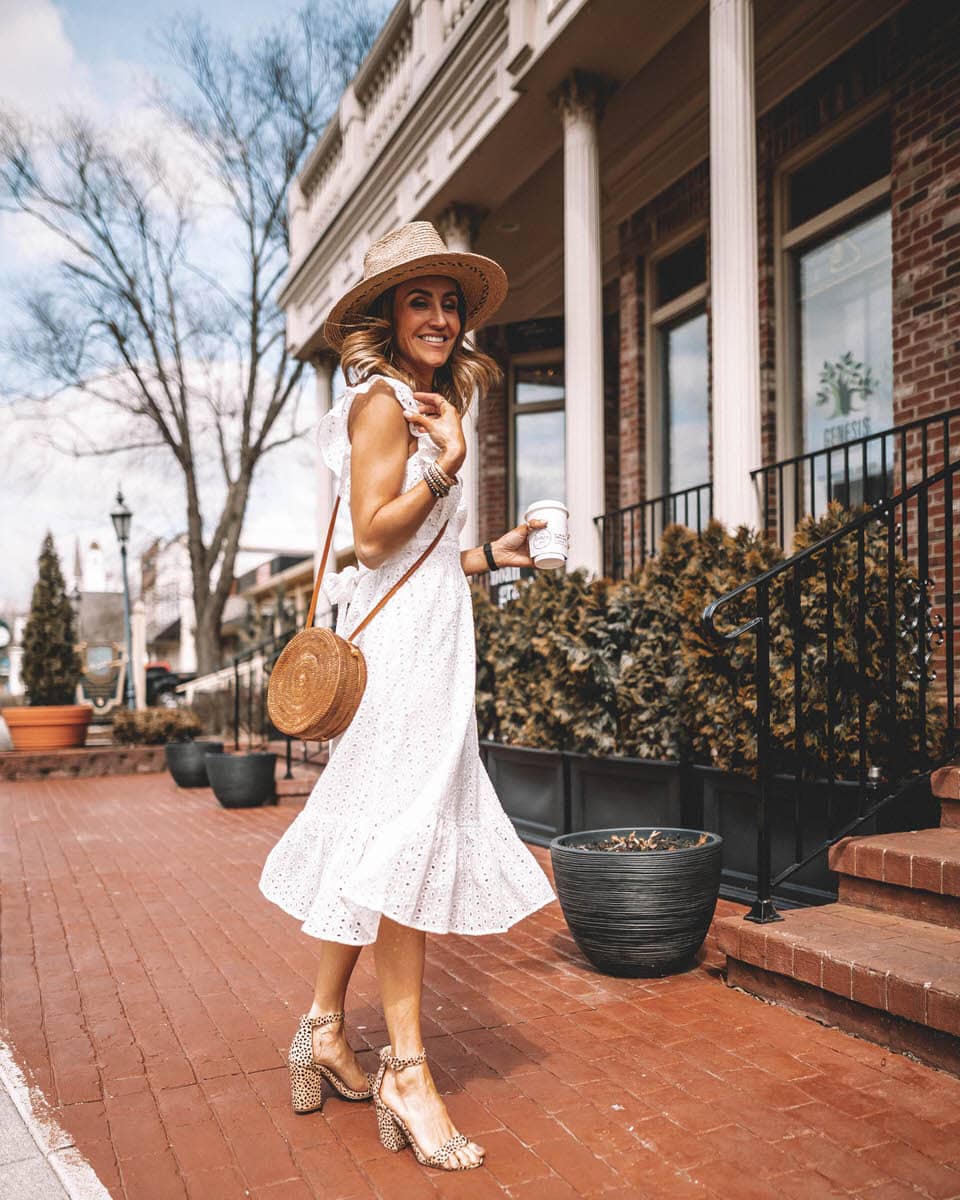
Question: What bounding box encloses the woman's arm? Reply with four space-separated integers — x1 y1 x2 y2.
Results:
460 520 548 576
348 383 465 569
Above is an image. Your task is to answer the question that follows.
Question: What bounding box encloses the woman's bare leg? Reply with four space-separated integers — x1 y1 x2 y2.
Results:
374 916 483 1169
307 940 368 1092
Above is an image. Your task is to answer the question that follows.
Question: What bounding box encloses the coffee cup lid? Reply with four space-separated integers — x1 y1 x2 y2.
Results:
524 499 569 520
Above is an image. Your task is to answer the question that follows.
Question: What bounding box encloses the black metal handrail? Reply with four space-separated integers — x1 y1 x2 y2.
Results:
230 626 298 774
703 459 957 922
595 482 713 580
753 406 960 546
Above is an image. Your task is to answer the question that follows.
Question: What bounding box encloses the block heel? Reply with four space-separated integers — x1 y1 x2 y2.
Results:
287 1010 372 1116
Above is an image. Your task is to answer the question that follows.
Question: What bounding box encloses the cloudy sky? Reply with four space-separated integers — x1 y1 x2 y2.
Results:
0 0 346 608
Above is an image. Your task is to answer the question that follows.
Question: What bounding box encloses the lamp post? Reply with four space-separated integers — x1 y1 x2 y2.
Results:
111 488 136 710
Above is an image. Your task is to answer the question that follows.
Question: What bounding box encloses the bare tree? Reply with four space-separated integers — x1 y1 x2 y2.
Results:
0 1 383 673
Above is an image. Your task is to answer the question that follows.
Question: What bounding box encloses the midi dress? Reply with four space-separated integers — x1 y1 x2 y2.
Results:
258 374 556 945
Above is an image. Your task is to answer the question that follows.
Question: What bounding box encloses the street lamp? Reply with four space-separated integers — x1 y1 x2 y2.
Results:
111 488 136 710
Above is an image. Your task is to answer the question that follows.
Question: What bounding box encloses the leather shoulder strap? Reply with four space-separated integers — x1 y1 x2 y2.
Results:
347 521 448 642
303 497 449 638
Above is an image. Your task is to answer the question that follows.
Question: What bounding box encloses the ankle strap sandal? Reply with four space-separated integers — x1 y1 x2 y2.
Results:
288 1011 372 1114
372 1045 481 1171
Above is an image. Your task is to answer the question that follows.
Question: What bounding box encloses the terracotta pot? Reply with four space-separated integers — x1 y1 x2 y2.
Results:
2 704 94 752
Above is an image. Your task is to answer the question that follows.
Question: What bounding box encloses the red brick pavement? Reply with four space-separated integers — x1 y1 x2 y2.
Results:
2 774 960 1200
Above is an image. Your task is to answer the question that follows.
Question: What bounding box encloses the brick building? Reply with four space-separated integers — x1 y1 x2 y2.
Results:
280 0 958 575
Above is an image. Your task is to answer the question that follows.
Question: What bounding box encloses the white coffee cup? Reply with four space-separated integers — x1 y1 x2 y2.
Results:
523 499 570 569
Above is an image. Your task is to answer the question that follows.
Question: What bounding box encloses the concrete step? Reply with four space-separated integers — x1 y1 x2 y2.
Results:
829 828 960 929
718 903 960 1073
932 760 960 827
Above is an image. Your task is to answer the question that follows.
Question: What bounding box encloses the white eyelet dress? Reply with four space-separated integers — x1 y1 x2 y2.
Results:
258 374 556 945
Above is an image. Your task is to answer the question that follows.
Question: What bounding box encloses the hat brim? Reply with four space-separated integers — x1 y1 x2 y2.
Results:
323 251 508 352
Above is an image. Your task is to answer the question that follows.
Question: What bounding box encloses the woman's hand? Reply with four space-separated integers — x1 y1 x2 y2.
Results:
491 520 548 568
404 391 466 475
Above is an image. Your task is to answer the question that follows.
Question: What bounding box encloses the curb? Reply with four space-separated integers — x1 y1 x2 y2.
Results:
0 1037 111 1200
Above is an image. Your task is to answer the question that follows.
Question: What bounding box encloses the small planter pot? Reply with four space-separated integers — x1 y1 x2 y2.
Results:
2 704 93 752
481 741 568 846
164 740 224 788
205 752 277 809
550 827 722 977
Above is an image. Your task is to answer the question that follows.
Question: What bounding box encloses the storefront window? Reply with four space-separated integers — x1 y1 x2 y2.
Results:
651 233 710 496
512 363 565 523
661 310 709 494
784 111 893 512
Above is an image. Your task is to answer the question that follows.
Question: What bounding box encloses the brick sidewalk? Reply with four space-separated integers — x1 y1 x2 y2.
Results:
2 775 959 1200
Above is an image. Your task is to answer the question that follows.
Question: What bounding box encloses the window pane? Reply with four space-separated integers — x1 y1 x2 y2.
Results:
789 115 890 228
515 410 565 522
662 310 709 493
515 364 564 406
656 235 707 307
797 208 893 508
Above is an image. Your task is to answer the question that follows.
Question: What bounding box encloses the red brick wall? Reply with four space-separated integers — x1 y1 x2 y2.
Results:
890 0 960 440
475 325 509 543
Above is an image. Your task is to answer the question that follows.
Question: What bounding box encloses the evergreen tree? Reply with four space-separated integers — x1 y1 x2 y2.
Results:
22 534 82 706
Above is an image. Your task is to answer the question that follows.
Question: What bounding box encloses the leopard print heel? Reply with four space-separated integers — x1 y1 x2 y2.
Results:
371 1046 483 1171
288 1012 372 1114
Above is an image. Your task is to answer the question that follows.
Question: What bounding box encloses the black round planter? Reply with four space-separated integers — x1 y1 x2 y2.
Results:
205 752 277 808
164 740 224 788
550 827 722 977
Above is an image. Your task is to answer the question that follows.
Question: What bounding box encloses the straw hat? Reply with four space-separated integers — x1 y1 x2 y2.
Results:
323 221 507 351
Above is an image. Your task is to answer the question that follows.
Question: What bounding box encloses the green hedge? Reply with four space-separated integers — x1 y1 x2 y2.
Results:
472 507 944 779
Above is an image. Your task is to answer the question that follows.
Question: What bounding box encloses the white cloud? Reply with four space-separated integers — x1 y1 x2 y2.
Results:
0 0 95 115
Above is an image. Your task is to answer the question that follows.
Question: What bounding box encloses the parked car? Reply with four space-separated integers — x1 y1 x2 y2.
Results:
146 661 196 708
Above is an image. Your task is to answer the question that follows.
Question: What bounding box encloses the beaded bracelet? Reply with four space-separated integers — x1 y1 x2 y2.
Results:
432 462 458 489
423 462 451 498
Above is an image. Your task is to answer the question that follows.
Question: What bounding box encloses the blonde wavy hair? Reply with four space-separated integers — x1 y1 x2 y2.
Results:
338 284 501 415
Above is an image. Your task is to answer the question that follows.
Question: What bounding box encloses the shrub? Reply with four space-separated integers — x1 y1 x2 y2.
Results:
21 533 82 706
112 707 202 745
473 507 944 780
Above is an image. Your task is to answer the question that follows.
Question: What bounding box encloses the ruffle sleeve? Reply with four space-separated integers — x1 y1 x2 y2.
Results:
317 374 441 483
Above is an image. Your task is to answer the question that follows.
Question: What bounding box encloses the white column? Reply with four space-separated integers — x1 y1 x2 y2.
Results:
131 600 147 710
557 73 606 577
436 203 483 551
709 0 762 529
314 355 338 626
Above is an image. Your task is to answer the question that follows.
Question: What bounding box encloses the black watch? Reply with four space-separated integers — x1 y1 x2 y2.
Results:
482 542 499 572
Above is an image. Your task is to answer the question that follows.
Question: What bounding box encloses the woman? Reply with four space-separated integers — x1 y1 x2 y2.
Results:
259 221 555 1172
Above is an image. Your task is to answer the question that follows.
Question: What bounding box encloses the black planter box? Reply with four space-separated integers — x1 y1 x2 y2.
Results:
696 765 870 906
481 741 568 846
566 753 692 833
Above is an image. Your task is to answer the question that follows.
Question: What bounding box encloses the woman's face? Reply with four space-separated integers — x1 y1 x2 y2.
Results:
391 275 462 382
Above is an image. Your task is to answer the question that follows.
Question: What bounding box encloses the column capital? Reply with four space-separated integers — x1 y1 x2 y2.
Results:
552 70 612 125
312 351 338 378
434 202 487 251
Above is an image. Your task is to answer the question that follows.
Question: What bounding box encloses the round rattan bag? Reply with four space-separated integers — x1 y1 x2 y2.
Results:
266 500 448 743
267 627 367 742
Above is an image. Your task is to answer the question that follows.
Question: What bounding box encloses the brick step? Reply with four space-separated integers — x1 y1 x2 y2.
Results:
932 761 960 828
829 828 960 928
718 904 960 1043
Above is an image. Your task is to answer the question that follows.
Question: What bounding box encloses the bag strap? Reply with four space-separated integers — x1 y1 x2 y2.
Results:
304 495 449 639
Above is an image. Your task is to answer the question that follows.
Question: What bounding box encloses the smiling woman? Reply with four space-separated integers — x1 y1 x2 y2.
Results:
258 221 555 1175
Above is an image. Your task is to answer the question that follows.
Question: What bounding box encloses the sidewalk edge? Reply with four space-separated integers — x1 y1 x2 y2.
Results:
0 1036 111 1200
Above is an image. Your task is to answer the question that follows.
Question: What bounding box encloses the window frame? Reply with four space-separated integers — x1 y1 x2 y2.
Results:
645 221 709 499
507 346 565 527
774 95 892 477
